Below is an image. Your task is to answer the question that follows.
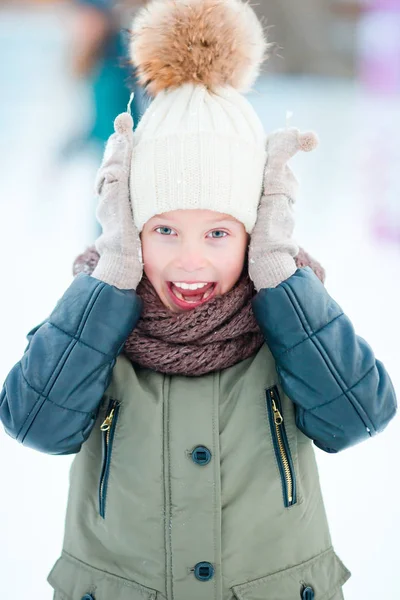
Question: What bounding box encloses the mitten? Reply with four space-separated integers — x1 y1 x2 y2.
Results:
92 112 143 290
249 127 318 291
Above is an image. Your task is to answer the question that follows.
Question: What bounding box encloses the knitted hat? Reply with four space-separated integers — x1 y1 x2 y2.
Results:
129 0 271 233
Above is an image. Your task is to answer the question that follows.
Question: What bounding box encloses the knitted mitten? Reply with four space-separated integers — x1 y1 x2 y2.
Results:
249 127 318 291
92 112 143 290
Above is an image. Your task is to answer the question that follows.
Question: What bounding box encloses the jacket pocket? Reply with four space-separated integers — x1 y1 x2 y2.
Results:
231 546 351 600
266 386 297 507
48 551 158 600
99 398 120 518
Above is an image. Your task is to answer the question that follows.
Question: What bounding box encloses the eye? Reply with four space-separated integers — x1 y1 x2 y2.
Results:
208 230 228 239
155 226 176 236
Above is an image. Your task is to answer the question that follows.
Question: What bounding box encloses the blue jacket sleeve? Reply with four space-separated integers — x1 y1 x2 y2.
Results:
252 267 397 453
0 274 142 455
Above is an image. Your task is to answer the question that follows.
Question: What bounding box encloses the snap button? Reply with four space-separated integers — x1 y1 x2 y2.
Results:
194 561 214 581
191 446 212 466
301 586 315 600
81 595 95 600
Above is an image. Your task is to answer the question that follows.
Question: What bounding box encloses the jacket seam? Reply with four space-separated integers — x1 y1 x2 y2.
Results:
15 373 44 440
46 321 112 357
41 281 105 399
308 335 375 432
278 283 373 431
280 313 344 356
234 545 335 591
14 381 42 441
212 372 219 599
307 364 376 414
60 550 158 594
17 365 91 415
20 282 105 442
163 375 174 600
0 387 6 410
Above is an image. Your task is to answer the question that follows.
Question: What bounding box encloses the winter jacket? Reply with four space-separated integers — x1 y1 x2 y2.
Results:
0 267 396 600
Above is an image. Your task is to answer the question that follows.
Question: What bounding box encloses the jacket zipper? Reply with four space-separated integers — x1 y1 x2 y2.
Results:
99 398 120 518
266 386 297 507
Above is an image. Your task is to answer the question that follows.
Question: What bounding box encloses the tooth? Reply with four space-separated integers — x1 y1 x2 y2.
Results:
173 287 184 300
173 282 208 290
203 285 214 299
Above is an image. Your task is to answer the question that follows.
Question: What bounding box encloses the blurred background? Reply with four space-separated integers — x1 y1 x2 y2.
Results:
0 0 399 598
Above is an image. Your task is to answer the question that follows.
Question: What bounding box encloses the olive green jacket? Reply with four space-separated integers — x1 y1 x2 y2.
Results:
2 270 396 599
48 345 350 600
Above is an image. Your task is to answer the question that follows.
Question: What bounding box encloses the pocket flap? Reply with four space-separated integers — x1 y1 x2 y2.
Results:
232 547 350 600
48 552 157 600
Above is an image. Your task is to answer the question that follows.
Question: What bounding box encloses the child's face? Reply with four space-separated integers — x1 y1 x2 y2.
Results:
141 209 248 312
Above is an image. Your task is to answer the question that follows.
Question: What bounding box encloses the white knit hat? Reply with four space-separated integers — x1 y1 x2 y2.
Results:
129 0 271 233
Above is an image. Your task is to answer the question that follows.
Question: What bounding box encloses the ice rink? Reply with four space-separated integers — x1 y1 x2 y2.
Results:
1 5 399 599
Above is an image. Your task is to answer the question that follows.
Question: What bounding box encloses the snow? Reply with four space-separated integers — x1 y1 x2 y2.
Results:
0 5 399 599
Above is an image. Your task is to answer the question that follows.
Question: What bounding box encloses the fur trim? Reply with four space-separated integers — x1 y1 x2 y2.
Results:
295 247 326 284
130 0 271 95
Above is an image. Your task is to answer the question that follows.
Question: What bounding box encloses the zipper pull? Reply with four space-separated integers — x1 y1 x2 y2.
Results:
100 408 115 432
271 396 283 425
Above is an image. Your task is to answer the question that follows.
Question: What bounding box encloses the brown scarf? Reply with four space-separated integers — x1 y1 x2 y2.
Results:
73 246 325 377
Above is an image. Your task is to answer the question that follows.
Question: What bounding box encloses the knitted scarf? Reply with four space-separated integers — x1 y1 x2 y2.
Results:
73 246 325 377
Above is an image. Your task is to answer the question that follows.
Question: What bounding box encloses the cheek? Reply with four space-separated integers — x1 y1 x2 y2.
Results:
216 240 247 288
141 236 174 285
142 234 165 265
223 254 245 281
141 236 161 279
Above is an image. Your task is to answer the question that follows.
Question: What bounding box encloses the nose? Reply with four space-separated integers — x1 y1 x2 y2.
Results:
176 239 208 273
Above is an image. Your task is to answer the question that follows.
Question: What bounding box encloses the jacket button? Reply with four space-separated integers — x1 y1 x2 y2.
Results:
302 586 315 600
194 561 214 581
81 595 95 600
191 446 212 466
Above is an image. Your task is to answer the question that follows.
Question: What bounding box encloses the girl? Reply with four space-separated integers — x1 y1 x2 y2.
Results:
1 1 396 599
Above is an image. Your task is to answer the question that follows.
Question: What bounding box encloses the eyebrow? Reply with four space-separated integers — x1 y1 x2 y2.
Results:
205 216 238 223
151 215 238 224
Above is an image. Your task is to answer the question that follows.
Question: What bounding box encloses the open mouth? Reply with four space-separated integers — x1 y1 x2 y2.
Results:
166 281 217 309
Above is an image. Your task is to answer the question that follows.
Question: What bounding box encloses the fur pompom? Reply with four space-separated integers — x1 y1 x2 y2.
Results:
130 0 271 95
298 131 319 152
114 112 134 134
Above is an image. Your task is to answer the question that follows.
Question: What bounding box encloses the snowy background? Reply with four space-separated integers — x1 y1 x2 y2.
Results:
0 4 399 599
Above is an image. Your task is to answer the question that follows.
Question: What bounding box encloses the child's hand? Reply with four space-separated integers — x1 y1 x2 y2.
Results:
248 127 318 291
92 113 143 290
